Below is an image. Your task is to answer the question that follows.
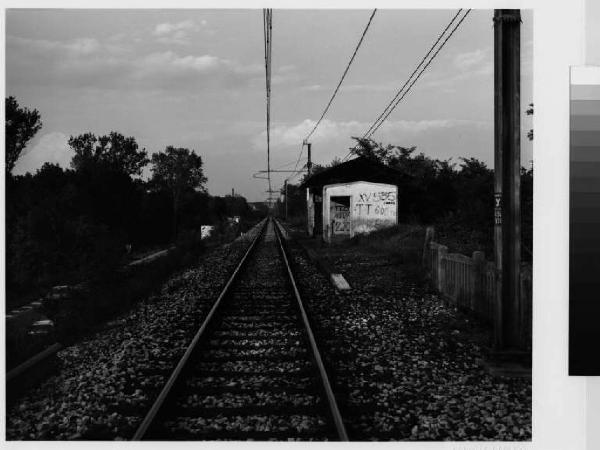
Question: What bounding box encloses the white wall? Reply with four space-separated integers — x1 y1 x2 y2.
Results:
306 188 315 236
322 181 398 241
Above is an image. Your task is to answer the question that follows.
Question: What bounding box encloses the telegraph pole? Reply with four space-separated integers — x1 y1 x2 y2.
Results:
306 142 313 175
493 9 521 352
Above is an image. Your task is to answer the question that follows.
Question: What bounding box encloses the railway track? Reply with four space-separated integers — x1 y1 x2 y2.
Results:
132 217 348 441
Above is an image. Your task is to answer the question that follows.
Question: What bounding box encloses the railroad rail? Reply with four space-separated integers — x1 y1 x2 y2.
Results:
132 217 348 441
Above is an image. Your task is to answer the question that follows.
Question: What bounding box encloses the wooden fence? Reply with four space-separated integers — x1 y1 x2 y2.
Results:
424 237 532 350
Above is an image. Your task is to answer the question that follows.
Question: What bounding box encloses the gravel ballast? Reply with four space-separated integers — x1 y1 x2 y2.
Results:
286 237 531 441
6 219 531 441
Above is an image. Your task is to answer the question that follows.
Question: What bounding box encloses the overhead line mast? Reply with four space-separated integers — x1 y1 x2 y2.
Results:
263 9 273 204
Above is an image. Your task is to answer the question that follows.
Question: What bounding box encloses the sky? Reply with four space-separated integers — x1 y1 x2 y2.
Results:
6 9 533 202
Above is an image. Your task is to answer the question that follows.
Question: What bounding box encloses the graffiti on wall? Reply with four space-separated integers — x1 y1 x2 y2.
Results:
351 188 397 235
354 190 396 218
331 200 350 234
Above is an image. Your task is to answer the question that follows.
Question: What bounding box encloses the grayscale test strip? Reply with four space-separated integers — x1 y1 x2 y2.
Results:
570 66 600 375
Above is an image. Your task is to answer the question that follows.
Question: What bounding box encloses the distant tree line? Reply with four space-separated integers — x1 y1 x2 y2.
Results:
5 96 263 305
278 136 533 259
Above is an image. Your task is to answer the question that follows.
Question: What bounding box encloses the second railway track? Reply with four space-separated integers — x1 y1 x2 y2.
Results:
133 218 348 441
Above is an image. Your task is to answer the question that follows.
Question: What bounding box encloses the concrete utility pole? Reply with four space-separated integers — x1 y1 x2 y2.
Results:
306 142 313 175
493 9 521 352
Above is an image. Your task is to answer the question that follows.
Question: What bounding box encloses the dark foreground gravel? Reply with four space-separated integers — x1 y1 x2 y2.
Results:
6 218 531 441
287 239 532 441
6 223 264 440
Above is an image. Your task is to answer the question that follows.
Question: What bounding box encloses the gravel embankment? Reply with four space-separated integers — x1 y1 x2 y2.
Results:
6 223 264 441
287 240 532 441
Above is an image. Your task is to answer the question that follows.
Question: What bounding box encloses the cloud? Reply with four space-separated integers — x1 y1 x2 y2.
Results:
153 19 205 45
300 83 397 93
153 20 197 36
130 51 263 90
341 83 398 93
453 48 488 69
13 132 72 175
7 35 122 57
300 84 324 92
457 48 493 75
421 47 493 89
7 34 262 92
250 117 495 177
253 118 491 150
135 51 221 75
7 36 100 57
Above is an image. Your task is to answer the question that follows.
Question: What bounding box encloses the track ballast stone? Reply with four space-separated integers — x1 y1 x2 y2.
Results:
6 224 263 441
285 238 531 441
143 220 340 441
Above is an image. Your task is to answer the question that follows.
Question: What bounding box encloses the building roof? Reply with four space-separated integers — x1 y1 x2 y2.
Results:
301 156 409 189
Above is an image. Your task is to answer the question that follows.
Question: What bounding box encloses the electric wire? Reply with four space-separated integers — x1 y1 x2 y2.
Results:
361 8 464 138
341 8 472 163
303 9 377 144
366 9 471 138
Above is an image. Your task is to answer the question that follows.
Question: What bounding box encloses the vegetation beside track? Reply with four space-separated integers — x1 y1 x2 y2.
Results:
284 230 531 441
6 224 264 440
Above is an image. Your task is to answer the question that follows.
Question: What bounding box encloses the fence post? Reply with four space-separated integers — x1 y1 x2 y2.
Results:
472 251 485 314
437 245 448 293
423 226 435 269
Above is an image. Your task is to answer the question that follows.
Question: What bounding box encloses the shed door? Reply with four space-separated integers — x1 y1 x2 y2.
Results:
330 196 351 236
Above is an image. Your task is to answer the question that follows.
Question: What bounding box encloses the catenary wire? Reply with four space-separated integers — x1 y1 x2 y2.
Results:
303 9 377 143
341 9 472 163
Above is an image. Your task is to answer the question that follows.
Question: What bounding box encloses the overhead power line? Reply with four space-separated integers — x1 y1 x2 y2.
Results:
275 159 305 170
263 9 273 195
362 8 464 138
303 9 377 144
365 9 471 138
342 8 471 163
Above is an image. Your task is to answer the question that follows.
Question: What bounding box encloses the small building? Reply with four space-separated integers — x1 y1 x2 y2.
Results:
301 156 405 242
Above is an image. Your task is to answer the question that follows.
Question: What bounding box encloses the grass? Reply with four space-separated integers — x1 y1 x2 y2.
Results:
339 223 426 264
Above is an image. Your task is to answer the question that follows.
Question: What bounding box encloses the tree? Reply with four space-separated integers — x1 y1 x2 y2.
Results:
5 96 43 175
69 131 149 177
349 137 391 163
278 182 306 220
150 146 207 240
